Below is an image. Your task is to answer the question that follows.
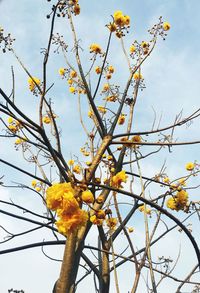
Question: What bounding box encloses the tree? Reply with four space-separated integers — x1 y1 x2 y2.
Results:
0 1 200 292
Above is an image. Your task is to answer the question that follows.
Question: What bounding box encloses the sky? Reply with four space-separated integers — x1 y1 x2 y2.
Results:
0 0 200 292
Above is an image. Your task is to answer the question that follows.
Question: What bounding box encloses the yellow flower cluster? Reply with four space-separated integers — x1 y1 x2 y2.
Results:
28 76 40 92
31 180 42 192
46 183 89 236
7 116 23 134
113 11 130 27
112 170 128 188
166 190 188 211
90 43 102 54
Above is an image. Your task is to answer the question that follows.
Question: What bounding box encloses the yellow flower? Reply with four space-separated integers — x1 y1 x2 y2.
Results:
118 114 125 125
68 159 74 166
56 209 88 236
90 215 103 226
133 72 143 80
106 73 112 80
58 193 80 216
97 106 107 114
163 177 170 184
131 135 142 143
112 170 128 188
139 204 151 215
166 197 176 210
90 43 102 54
166 190 188 211
28 77 40 91
185 162 195 171
102 83 109 92
124 15 130 26
8 125 17 133
59 68 66 76
96 210 106 219
35 186 41 192
74 4 80 15
86 161 92 166
15 138 24 145
31 180 37 188
128 227 134 233
70 70 77 78
113 11 130 27
46 182 75 211
81 190 94 204
130 45 136 54
96 195 104 204
163 22 171 31
106 95 117 102
95 66 101 74
88 110 93 118
106 217 117 229
94 177 101 184
42 116 51 124
178 178 186 186
73 164 81 174
141 41 148 48
107 155 113 161
108 23 117 32
67 79 73 85
108 66 114 74
7 116 14 124
69 86 76 93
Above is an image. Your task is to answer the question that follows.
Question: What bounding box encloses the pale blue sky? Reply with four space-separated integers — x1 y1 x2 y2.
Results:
0 1 200 292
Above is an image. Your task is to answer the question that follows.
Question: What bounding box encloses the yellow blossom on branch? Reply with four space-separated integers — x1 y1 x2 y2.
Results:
56 209 88 236
130 45 136 54
69 86 76 93
95 66 101 74
113 11 130 27
81 190 94 204
68 159 74 166
42 116 51 124
97 106 107 114
89 43 102 54
106 217 118 230
112 170 128 188
163 22 171 31
133 72 143 80
139 204 151 215
90 215 103 226
46 182 75 211
185 162 195 171
59 68 66 76
73 164 81 174
31 180 37 188
74 3 80 15
166 189 189 211
28 76 40 91
118 114 125 125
